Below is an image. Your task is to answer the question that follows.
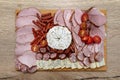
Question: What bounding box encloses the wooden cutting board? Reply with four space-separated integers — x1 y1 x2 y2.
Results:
16 9 107 71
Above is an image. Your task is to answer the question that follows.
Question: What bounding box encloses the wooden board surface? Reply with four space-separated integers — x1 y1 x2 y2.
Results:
0 0 120 80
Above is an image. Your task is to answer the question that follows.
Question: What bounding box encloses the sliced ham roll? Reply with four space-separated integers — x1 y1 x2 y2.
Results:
16 33 34 44
74 9 83 25
17 7 41 17
15 43 31 56
54 10 65 26
18 51 36 68
88 8 106 26
63 9 74 30
16 16 38 28
16 25 38 36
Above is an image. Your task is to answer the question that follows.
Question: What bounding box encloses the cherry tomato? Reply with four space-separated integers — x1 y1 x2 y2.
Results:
79 30 87 38
31 44 39 52
81 13 89 22
86 36 93 44
80 22 87 30
81 35 89 42
93 35 101 44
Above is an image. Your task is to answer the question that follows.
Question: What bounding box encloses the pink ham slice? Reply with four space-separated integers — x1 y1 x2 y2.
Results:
77 51 84 61
83 57 90 67
88 8 106 26
17 7 41 17
16 16 38 28
16 33 34 44
16 25 38 36
15 43 31 56
18 51 36 68
74 9 83 25
54 10 65 26
72 31 85 48
82 45 92 57
90 25 105 40
71 14 80 34
63 9 74 30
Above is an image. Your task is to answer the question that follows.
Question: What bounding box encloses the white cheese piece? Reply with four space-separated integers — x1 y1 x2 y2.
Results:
96 62 100 68
99 58 105 67
47 26 72 50
77 62 83 69
90 62 96 69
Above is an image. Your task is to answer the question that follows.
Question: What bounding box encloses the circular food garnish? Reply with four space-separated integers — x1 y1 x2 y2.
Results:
46 26 72 50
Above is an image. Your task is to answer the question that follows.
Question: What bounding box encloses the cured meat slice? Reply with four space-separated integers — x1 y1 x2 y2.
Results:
90 25 105 40
18 51 36 68
89 53 96 63
88 8 106 26
16 33 34 44
43 53 50 61
50 53 57 59
17 7 41 17
16 25 38 36
69 53 77 63
20 64 28 73
35 53 43 60
63 9 74 30
83 57 90 67
95 52 103 62
58 53 66 60
16 16 38 28
28 66 37 73
15 43 31 56
74 9 83 25
82 45 92 57
39 48 47 53
77 51 84 61
54 10 65 26
72 31 85 47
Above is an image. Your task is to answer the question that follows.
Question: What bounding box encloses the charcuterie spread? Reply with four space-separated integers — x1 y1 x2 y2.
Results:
15 7 107 73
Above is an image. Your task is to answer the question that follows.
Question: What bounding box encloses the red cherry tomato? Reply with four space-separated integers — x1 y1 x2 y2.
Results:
81 35 89 42
81 13 89 22
93 35 101 44
79 30 87 38
86 36 93 44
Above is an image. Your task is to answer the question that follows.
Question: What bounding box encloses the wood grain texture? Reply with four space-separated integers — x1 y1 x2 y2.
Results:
0 0 120 80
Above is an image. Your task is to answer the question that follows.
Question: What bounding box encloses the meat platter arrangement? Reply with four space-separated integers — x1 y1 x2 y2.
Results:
15 7 107 73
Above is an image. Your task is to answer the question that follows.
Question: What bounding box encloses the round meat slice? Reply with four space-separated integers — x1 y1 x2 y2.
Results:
69 53 77 63
17 7 41 17
50 53 58 59
28 66 37 73
35 53 43 60
83 46 92 57
20 64 28 73
43 53 50 61
15 43 31 56
18 51 36 68
77 51 84 61
16 25 38 36
83 57 90 67
58 53 66 60
16 33 34 44
16 16 38 28
95 52 104 62
39 48 47 53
